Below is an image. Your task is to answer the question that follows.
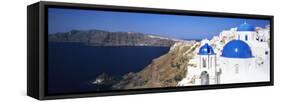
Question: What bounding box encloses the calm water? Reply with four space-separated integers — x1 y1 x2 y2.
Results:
48 42 170 94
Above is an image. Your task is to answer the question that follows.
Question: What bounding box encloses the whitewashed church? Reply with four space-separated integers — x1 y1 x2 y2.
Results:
178 22 270 86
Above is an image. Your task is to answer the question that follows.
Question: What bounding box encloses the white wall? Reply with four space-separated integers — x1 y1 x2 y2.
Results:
0 0 280 101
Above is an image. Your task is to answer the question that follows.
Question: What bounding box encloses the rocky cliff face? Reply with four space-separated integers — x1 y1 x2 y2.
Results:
112 41 199 89
49 30 180 47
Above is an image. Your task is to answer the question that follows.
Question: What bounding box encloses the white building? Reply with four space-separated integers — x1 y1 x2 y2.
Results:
178 22 270 86
234 22 270 67
219 28 236 42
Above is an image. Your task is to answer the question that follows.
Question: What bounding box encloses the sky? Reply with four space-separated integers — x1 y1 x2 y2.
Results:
48 8 269 39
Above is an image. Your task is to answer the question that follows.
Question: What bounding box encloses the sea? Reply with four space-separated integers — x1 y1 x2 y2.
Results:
47 42 170 94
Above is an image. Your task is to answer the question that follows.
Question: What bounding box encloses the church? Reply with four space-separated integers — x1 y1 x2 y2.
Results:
178 22 270 86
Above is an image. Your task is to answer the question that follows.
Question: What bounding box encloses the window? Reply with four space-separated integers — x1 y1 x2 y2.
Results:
203 58 206 68
265 51 269 55
235 64 239 74
245 35 248 41
200 71 209 85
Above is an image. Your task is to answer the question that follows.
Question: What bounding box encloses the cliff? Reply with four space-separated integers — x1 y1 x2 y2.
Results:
112 41 200 89
49 29 181 47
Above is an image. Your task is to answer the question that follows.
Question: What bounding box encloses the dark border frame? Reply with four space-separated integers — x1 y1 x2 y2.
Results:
29 1 274 100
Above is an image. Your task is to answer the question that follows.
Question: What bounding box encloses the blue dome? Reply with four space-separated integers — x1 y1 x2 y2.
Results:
221 40 253 58
237 22 255 31
198 43 215 55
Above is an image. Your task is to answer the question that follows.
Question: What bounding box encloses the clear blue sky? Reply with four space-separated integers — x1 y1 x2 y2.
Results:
48 8 269 39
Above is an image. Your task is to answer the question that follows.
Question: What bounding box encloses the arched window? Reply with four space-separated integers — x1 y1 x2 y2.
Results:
245 35 248 41
203 58 207 68
200 71 209 85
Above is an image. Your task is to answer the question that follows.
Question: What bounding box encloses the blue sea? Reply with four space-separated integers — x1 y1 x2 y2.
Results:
47 42 170 94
